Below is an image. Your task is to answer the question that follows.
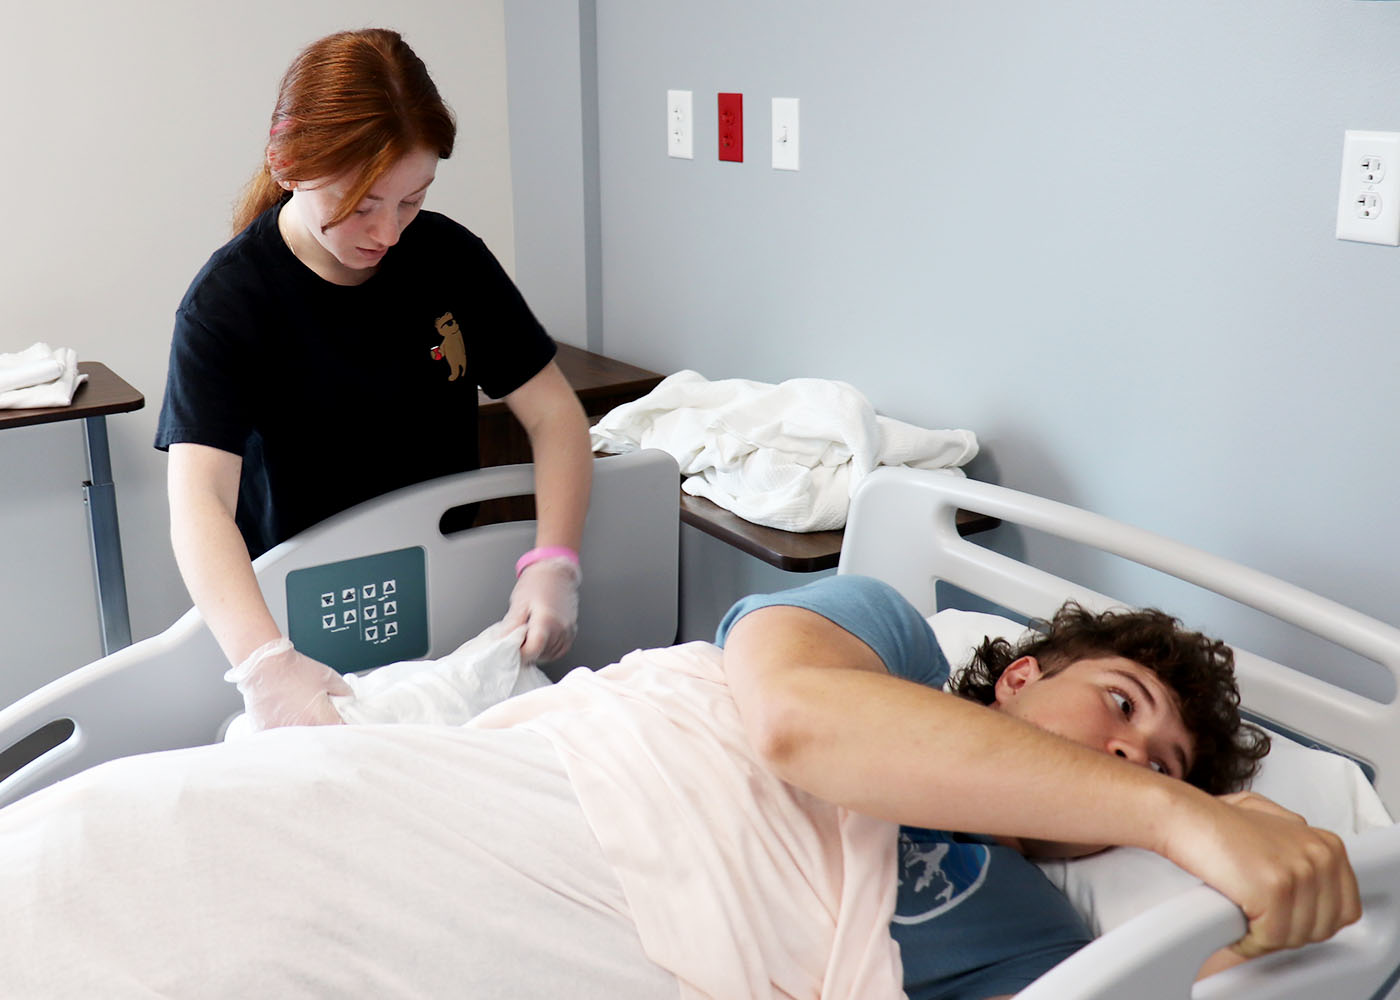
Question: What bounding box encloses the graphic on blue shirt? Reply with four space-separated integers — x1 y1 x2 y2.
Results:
893 828 990 925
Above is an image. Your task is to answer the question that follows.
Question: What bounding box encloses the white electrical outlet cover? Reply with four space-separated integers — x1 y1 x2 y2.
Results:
1336 129 1400 246
667 89 693 160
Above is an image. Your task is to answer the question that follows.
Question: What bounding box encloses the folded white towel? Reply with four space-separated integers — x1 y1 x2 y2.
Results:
0 343 86 409
590 370 978 531
0 358 62 394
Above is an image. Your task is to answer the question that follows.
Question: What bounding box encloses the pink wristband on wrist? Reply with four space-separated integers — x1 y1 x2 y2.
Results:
515 546 580 578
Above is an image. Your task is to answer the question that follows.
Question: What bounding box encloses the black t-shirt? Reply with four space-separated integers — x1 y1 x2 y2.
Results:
155 203 556 557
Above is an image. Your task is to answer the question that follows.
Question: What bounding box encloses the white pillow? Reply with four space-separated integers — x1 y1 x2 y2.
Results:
927 608 1395 935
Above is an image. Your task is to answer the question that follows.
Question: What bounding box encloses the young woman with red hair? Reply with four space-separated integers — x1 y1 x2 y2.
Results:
155 29 591 729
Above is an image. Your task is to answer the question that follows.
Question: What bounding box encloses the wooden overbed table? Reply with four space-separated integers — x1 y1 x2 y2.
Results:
482 343 997 570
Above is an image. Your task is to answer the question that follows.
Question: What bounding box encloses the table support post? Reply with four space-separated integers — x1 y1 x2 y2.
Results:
81 415 132 654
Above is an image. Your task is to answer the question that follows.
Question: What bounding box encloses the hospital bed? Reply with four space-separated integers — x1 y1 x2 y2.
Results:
0 449 682 804
1 452 1397 999
841 468 1400 1000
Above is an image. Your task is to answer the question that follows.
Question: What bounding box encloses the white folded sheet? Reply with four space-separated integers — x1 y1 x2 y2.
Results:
0 343 86 409
0 358 61 394
590 369 978 531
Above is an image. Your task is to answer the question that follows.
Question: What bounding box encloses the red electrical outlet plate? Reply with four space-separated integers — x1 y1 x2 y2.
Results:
718 92 743 162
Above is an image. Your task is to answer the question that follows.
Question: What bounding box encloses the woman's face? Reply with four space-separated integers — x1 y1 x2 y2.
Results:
279 147 438 283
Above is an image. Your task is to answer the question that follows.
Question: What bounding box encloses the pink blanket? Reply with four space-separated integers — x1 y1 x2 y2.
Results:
472 641 906 1000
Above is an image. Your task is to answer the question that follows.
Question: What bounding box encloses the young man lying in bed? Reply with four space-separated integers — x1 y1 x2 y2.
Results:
0 576 1358 1000
718 575 1357 998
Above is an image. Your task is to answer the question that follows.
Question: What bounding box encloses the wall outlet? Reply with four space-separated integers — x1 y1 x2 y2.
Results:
667 90 693 160
1336 130 1400 245
718 92 743 162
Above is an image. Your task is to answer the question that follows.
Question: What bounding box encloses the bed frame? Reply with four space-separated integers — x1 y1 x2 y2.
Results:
0 450 681 808
1 456 1396 998
841 467 1400 1000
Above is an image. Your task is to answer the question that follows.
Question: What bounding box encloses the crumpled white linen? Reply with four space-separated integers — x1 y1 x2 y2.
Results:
223 622 550 738
590 369 978 531
333 622 550 724
0 343 86 409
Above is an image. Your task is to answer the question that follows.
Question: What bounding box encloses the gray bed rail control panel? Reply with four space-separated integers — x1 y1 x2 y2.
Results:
286 546 429 673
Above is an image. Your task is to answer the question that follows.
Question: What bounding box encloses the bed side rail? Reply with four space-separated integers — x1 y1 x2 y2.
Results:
1016 825 1400 1000
0 450 680 808
839 468 1400 811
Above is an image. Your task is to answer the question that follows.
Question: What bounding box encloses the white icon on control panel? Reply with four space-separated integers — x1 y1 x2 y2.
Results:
384 622 399 638
341 588 356 603
382 580 397 595
363 604 377 621
344 609 358 624
320 593 335 608
362 583 376 600
321 614 336 629
364 625 379 641
383 600 397 617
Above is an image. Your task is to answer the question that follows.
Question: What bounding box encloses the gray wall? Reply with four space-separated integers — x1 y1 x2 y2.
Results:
508 1 1400 697
502 1 595 351
0 1 514 706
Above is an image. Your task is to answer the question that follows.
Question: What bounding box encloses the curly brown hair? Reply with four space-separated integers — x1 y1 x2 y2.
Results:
948 602 1269 795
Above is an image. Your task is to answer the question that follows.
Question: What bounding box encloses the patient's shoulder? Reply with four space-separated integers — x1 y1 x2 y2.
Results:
716 576 948 687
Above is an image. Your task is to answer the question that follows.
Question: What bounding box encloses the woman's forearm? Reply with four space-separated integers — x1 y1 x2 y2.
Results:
508 362 592 552
167 444 282 666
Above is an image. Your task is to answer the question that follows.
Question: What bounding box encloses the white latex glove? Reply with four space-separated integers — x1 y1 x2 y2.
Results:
223 637 352 732
504 557 581 664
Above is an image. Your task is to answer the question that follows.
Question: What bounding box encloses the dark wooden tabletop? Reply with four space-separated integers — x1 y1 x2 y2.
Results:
680 492 998 572
479 342 665 415
476 341 999 572
0 362 145 431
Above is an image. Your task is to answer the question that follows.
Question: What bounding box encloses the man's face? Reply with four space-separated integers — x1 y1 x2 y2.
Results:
993 655 1195 779
991 654 1197 857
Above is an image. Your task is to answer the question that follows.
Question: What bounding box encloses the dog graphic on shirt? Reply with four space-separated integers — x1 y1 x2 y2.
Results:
430 311 467 380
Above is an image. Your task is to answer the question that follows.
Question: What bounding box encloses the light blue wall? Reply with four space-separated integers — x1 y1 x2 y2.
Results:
509 1 1400 696
503 3 596 350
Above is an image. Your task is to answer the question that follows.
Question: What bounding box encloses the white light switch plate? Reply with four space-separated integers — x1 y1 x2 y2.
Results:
1336 129 1400 245
772 97 799 171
